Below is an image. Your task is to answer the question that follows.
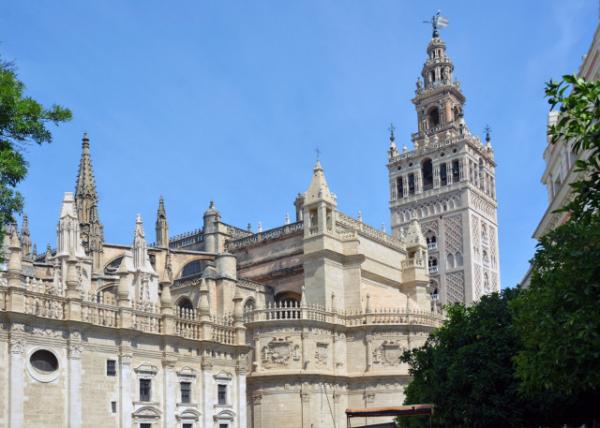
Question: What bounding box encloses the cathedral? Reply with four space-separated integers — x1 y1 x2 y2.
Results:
0 21 498 428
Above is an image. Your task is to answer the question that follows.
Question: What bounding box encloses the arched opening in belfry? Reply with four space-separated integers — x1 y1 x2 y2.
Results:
428 107 440 128
421 158 433 190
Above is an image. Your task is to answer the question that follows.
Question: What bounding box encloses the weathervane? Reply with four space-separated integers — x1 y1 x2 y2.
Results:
315 147 321 161
423 10 449 38
388 123 396 142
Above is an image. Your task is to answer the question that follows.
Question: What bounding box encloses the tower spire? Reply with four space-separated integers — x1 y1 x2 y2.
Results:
74 133 104 272
155 195 169 248
412 15 465 149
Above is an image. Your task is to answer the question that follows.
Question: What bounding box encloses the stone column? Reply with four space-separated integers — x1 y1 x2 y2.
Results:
365 333 373 372
447 162 453 185
433 163 440 188
9 324 25 428
301 383 311 428
68 331 83 428
252 394 262 428
415 170 423 194
162 358 176 428
236 364 247 428
119 352 133 428
201 358 213 428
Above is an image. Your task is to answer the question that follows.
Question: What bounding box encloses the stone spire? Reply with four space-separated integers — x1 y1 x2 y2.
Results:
20 214 32 258
155 196 169 248
74 133 104 270
304 160 336 206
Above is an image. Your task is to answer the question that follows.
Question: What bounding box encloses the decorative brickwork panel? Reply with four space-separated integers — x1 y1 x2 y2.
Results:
471 215 480 259
444 215 463 254
473 264 482 300
446 271 465 304
489 225 498 269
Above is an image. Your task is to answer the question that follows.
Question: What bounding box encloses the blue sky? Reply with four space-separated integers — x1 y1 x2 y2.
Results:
0 1 596 287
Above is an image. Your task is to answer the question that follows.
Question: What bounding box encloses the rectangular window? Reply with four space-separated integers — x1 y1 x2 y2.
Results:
180 381 191 404
440 163 447 186
111 401 117 413
140 424 152 428
183 424 193 428
140 379 151 402
219 424 228 428
106 359 116 376
408 174 415 195
452 159 460 182
218 384 227 405
396 177 404 198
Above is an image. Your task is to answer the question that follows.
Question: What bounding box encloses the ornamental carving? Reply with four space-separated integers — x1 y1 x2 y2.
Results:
261 337 300 368
314 342 328 367
372 340 405 366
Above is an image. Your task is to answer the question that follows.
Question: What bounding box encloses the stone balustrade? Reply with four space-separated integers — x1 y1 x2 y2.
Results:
336 211 404 250
244 301 444 328
0 282 243 346
226 221 304 250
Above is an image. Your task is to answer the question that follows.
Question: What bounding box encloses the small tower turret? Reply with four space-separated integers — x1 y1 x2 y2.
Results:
303 160 337 237
203 201 221 253
20 214 32 259
74 133 104 273
155 196 169 248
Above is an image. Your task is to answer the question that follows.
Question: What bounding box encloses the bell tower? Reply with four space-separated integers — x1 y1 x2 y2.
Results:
388 14 501 306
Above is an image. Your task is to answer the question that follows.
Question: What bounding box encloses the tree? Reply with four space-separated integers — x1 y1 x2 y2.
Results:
0 57 71 245
399 290 539 428
510 75 600 426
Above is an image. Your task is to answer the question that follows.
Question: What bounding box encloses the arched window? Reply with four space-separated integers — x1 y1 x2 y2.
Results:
421 158 433 190
180 260 204 278
440 163 448 186
428 257 438 274
274 291 301 319
453 106 461 121
452 159 460 182
483 273 491 293
104 256 123 275
177 297 194 311
482 250 490 268
446 253 455 269
244 298 256 312
455 252 463 267
396 177 404 199
428 107 440 128
408 173 416 195
426 233 437 250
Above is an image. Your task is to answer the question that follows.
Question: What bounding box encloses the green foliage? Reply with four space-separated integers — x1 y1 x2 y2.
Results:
399 290 538 428
0 57 71 244
511 214 600 425
508 74 600 425
546 74 600 217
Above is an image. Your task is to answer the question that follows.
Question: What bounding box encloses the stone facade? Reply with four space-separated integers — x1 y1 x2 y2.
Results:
387 29 500 306
0 25 507 428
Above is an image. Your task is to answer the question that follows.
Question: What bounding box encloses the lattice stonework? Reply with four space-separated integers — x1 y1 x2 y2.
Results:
446 271 465 304
421 219 439 237
444 215 463 254
492 273 498 292
473 264 482 300
489 225 498 269
471 215 480 258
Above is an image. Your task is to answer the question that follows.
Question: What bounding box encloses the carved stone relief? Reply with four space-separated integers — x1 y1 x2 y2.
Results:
261 337 300 368
314 342 328 368
372 340 405 366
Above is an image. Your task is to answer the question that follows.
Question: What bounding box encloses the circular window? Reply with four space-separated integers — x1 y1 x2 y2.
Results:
31 350 58 373
28 348 60 382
